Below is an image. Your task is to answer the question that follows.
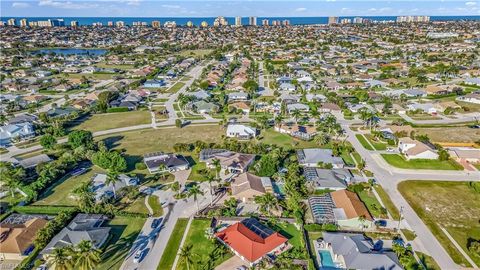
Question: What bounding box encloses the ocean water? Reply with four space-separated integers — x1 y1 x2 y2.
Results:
2 16 479 26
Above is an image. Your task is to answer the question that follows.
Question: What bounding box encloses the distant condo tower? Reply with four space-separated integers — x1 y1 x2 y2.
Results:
107 21 113 27
201 21 209 27
214 16 228 26
396 16 430 23
235 16 242 26
115 21 125 27
328 16 339 25
262 19 269 26
7 18 16 26
151 21 161 28
70 21 79 27
353 17 363 24
249 16 257 26
20 19 27 27
164 21 176 28
340 18 351 24
282 19 290 26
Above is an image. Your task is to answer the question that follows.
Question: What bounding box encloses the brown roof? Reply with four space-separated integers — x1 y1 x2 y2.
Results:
331 190 373 221
231 172 266 195
0 218 48 254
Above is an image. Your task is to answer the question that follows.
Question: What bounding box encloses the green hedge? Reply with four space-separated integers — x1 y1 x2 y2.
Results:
12 205 76 215
304 223 338 232
107 107 129 113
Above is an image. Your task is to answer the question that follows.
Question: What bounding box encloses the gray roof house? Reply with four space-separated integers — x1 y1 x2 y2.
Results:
318 232 402 270
13 154 52 169
303 168 351 190
143 152 190 173
185 90 211 100
0 123 35 147
41 214 110 256
91 173 139 202
297 149 345 168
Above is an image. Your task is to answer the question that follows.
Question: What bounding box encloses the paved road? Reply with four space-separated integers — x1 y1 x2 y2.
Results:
339 114 479 270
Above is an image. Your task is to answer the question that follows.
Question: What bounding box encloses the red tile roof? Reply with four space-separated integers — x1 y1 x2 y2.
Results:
215 221 288 263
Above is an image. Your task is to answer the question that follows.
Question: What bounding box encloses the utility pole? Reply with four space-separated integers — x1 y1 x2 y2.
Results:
397 206 404 231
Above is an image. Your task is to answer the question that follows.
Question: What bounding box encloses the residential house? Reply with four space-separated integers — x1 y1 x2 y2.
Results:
303 168 351 190
279 83 296 92
228 92 249 101
41 214 110 256
190 100 219 114
398 137 439 160
199 149 255 173
0 123 35 147
456 92 480 104
91 173 139 202
276 76 293 84
143 79 165 88
275 123 317 141
230 172 273 202
226 124 257 139
447 147 480 164
215 218 289 266
13 154 52 170
406 102 438 115
297 149 345 168
464 77 480 86
287 103 309 113
143 152 190 173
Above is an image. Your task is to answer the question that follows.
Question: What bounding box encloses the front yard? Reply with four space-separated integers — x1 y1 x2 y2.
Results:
381 154 463 170
398 181 480 267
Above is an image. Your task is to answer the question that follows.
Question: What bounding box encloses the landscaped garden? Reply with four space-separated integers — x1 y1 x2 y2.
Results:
398 180 480 267
381 154 463 170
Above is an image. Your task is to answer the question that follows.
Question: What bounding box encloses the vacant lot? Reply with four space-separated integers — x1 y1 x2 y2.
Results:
72 111 151 132
381 154 463 170
398 181 480 267
415 127 480 144
260 129 317 149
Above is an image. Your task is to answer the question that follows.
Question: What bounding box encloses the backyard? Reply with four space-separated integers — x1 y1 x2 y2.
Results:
381 154 463 170
398 181 480 267
71 111 151 132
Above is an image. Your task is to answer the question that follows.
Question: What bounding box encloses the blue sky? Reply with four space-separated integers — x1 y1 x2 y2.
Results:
1 0 479 17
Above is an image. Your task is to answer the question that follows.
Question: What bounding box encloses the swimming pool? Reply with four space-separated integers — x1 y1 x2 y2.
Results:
319 250 337 268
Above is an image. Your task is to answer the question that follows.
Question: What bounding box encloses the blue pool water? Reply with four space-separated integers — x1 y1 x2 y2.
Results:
319 250 336 268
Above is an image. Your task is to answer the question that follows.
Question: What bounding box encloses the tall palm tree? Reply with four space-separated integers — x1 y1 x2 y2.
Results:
211 158 221 180
314 133 330 147
0 162 25 197
205 175 216 206
254 193 278 216
72 182 95 211
309 109 320 127
291 109 302 124
274 114 284 127
105 170 119 199
47 246 75 270
187 183 204 214
179 244 195 270
74 240 101 270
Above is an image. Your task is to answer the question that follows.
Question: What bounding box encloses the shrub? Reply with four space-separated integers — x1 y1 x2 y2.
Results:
107 107 129 113
135 162 147 170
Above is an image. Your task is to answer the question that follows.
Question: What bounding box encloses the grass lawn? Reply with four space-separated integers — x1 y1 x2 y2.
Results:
260 129 317 149
357 189 388 219
33 167 102 206
355 134 374 150
188 157 213 182
147 195 164 216
364 134 388 150
401 229 417 241
272 222 303 249
0 191 25 207
71 111 151 132
340 151 355 167
121 196 149 215
352 152 362 165
177 218 232 270
414 126 480 144
398 181 480 267
416 252 441 270
381 154 463 170
157 218 189 270
374 185 400 220
168 82 186 93
97 216 146 270
307 231 323 260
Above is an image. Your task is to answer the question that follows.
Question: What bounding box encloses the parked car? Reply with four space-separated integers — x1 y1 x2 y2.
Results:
375 220 387 227
71 167 87 176
133 249 147 263
386 147 395 152
151 218 161 229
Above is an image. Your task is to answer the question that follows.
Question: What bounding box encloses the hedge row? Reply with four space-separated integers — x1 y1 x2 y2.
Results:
12 205 76 215
106 107 129 113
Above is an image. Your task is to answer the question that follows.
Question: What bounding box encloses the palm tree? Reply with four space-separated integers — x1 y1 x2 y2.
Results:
72 182 95 211
74 240 101 270
179 244 195 270
105 170 119 199
0 162 25 197
187 183 204 214
274 114 284 127
291 109 302 124
211 158 221 180
254 193 278 216
47 246 74 270
309 109 320 127
205 175 216 206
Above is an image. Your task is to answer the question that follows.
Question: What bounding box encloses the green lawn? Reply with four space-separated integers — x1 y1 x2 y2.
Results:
352 152 362 165
272 222 303 249
97 216 146 270
260 129 317 149
188 157 213 182
147 195 164 216
416 252 441 270
401 229 417 241
398 181 480 267
177 49 213 57
355 134 374 150
176 219 233 270
71 111 151 132
340 152 355 167
374 185 400 220
121 196 149 215
168 82 186 93
157 218 189 270
33 167 102 206
364 134 388 150
381 154 463 170
357 189 388 219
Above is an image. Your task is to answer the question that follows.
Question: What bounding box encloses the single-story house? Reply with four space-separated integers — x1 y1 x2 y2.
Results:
456 92 480 104
13 154 52 169
143 79 165 88
0 123 35 147
231 172 273 202
226 124 257 140
297 149 345 168
275 123 317 141
287 103 310 113
199 149 255 173
303 168 351 190
143 152 190 173
398 137 438 160
447 147 480 164
228 92 249 101
279 83 296 92
91 173 139 202
215 218 289 266
191 100 219 114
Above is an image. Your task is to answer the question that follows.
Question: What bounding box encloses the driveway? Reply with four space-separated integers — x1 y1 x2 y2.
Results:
214 255 246 270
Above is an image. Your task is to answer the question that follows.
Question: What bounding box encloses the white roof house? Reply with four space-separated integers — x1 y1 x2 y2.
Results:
398 137 438 160
226 124 257 140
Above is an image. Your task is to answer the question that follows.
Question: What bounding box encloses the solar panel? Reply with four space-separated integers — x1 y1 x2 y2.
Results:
298 126 307 133
241 218 274 239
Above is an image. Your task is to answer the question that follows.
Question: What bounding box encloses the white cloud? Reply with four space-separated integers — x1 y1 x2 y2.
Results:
12 2 31 8
295 7 307 12
38 0 98 9
368 8 377 12
161 4 181 9
325 0 336 2
465 1 477 6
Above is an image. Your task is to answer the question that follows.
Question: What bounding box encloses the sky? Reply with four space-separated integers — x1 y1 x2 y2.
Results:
1 0 479 17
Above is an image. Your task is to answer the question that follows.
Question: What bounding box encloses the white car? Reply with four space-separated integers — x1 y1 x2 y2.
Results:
386 147 395 152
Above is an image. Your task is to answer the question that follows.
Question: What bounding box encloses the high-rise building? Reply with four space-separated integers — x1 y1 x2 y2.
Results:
328 16 338 25
7 18 16 26
70 21 79 27
213 16 228 26
353 17 363 24
235 16 242 26
262 19 269 26
49 19 64 27
107 21 113 27
272 20 281 26
38 20 52 27
151 21 161 28
116 21 125 27
340 18 351 24
186 21 193 27
396 15 430 23
249 16 257 26
282 20 290 26
20 19 28 27
164 21 176 28
0 21 6 27
201 21 209 27
92 22 103 27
